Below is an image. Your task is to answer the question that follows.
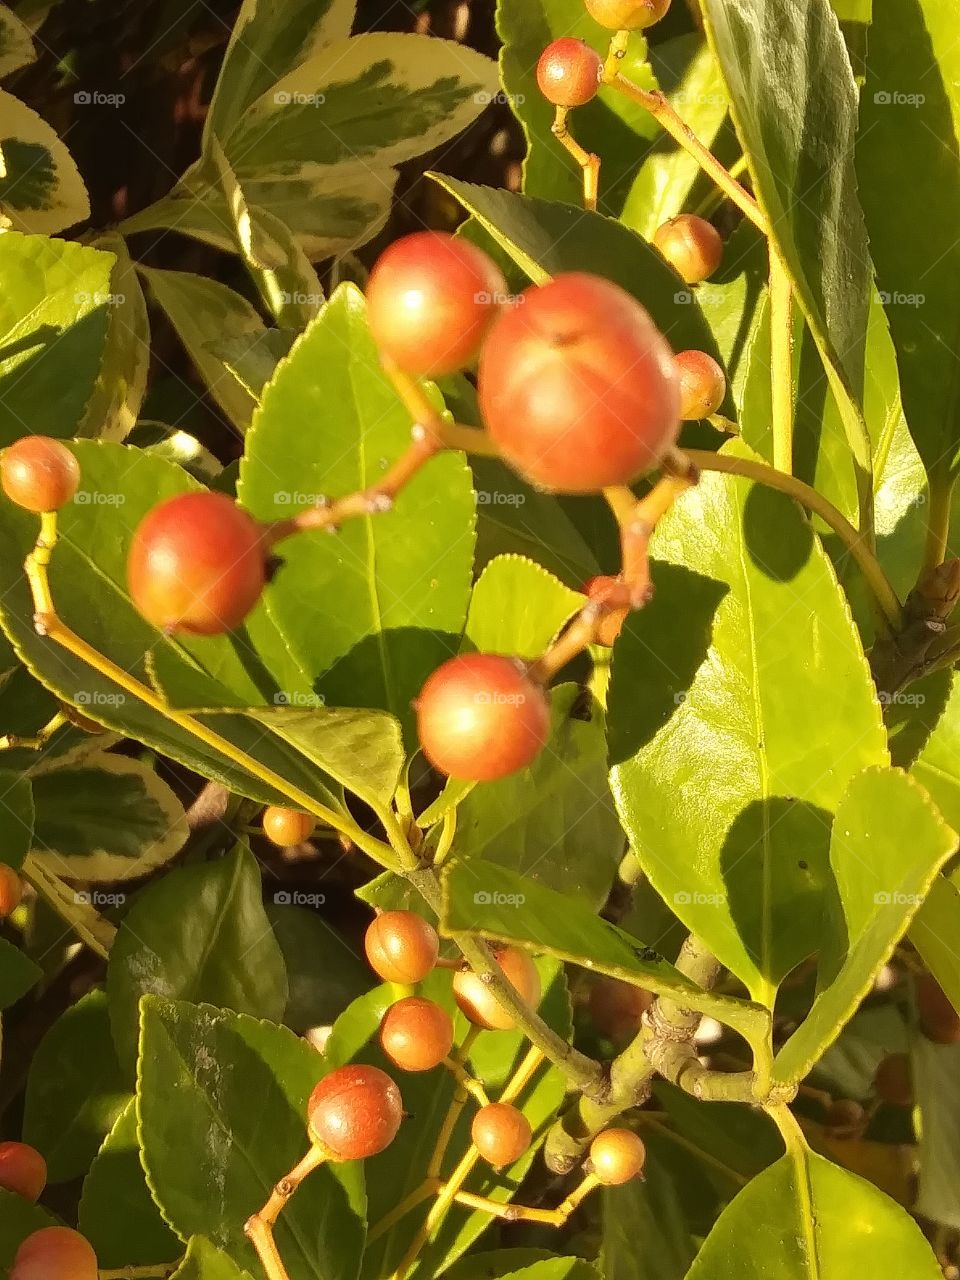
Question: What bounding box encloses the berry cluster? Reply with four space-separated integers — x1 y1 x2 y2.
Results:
0 1141 98 1279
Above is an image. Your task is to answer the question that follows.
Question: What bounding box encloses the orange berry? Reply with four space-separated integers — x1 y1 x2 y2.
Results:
536 39 603 108
873 1054 912 1107
308 1065 403 1160
653 215 724 285
11 1227 98 1280
584 0 671 29
1 437 79 512
364 912 440 985
453 947 541 1031
379 996 455 1072
590 1128 646 1184
674 350 727 419
0 1143 46 1201
262 806 316 847
471 1103 532 1167
0 864 23 918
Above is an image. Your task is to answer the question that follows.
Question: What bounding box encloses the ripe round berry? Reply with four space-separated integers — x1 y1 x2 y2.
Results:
674 350 727 420
589 1128 646 1184
10 1227 98 1280
917 974 960 1045
364 911 440 985
0 1143 46 1201
471 1103 532 1168
127 491 267 635
308 1064 403 1161
478 273 681 492
588 976 654 1043
536 39 602 108
262 806 316 847
582 576 630 649
1 436 80 513
584 0 670 30
653 215 724 285
416 653 550 782
873 1053 912 1107
0 864 23 918
379 996 455 1072
366 232 508 377
453 946 542 1031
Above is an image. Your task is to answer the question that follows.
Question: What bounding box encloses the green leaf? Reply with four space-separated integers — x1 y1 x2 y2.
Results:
914 1034 960 1227
441 860 769 1046
775 769 955 1083
204 0 354 143
450 685 622 910
238 284 475 741
23 989 131 1182
107 846 288 1070
138 998 364 1280
28 753 188 881
435 178 718 358
139 268 265 432
0 1189 58 1271
172 1236 256 1280
0 232 114 444
694 221 769 417
685 1149 941 1279
0 934 40 1010
0 89 89 234
602 1156 697 1280
912 872 960 1017
857 0 960 479
266 903 370 1034
0 5 35 76
207 329 296 401
700 0 871 444
0 771 33 871
465 556 582 658
609 441 887 1006
79 1099 181 1269
447 1261 600 1280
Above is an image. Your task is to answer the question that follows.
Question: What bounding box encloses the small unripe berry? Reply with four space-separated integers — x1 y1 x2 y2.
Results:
366 232 508 377
536 39 602 108
127 491 267 635
379 996 455 1072
308 1064 403 1160
416 653 550 781
653 215 724 285
453 947 542 1031
478 273 681 492
873 1053 912 1107
0 864 23 918
0 1143 46 1201
588 976 654 1043
582 576 629 648
262 806 316 847
674 350 727 420
364 911 440 985
917 974 960 1045
824 1098 865 1130
1 436 80 512
11 1227 98 1280
584 0 670 29
589 1128 646 1184
471 1103 532 1168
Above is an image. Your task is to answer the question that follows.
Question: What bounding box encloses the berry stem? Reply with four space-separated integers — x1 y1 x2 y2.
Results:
366 1178 443 1243
427 1024 482 1179
611 77 764 230
0 709 67 752
452 1173 600 1225
244 1144 329 1280
550 106 601 210
441 1058 490 1106
769 245 795 473
601 29 630 83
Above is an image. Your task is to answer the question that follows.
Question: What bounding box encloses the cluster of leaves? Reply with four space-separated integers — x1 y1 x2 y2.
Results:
1 0 960 1278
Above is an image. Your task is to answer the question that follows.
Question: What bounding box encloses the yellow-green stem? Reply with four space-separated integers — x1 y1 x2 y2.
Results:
769 246 794 474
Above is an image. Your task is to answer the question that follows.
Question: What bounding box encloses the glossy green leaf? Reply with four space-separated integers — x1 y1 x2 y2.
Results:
238 285 475 740
912 872 960 1017
0 771 33 871
609 441 887 1005
139 268 265 432
908 672 960 830
653 1081 783 1184
107 846 288 1069
701 0 870 436
602 1154 697 1280
138 998 364 1280
441 860 769 1045
465 556 582 658
266 903 369 1034
0 5 35 76
172 1236 256 1280
78 232 150 441
774 769 956 1083
28 752 188 881
685 1149 940 1279
0 89 90 234
79 1100 181 1268
0 233 113 445
857 0 960 479
914 1033 960 1227
0 1189 58 1271
0 934 40 1010
24 990 131 1181
207 329 295 401
447 1261 599 1280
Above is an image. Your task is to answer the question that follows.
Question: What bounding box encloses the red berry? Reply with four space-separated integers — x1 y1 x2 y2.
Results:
582 576 630 648
917 974 960 1045
453 946 542 1031
1 437 79 512
127 491 267 635
653 215 724 285
262 806 316 847
589 1128 646 1184
536 39 602 108
379 996 455 1072
0 1143 46 1201
585 0 670 29
478 274 681 492
11 1227 98 1280
674 350 727 420
0 864 23 918
416 653 550 781
364 911 440 985
471 1103 532 1168
873 1054 912 1107
366 232 507 377
588 977 654 1043
308 1065 403 1160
